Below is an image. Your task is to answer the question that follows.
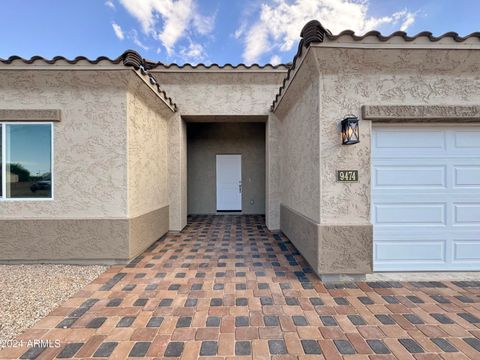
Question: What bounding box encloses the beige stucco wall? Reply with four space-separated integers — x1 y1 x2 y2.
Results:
0 69 174 263
1 219 129 263
265 113 281 230
275 44 480 277
127 74 171 218
168 113 188 231
126 73 174 256
313 46 480 225
187 122 266 214
276 53 321 223
0 70 128 219
150 70 286 116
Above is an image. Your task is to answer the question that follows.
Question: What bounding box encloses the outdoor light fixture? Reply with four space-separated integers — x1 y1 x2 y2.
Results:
341 115 360 145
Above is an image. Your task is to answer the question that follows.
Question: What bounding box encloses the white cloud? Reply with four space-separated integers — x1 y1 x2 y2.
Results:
239 0 416 64
179 42 207 63
130 29 150 50
119 0 215 56
105 0 115 10
394 10 416 31
112 22 124 40
244 22 269 65
270 54 282 65
234 22 246 39
192 11 215 35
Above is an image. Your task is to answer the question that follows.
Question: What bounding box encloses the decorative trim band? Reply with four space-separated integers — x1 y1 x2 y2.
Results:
362 105 480 121
0 109 61 122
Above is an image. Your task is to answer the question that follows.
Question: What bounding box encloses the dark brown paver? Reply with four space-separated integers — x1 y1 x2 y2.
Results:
1 215 480 359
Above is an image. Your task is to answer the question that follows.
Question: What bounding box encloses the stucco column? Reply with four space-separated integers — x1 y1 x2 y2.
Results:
266 113 281 230
168 113 187 231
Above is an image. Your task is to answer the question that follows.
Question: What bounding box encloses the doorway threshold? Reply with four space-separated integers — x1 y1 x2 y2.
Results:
367 272 480 282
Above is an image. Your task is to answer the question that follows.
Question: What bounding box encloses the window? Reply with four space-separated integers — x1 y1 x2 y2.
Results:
1 123 53 199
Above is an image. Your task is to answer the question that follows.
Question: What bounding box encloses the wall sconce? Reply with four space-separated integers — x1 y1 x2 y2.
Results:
341 115 360 145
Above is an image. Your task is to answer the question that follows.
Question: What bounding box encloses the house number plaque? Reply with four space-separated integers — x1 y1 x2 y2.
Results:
337 170 358 182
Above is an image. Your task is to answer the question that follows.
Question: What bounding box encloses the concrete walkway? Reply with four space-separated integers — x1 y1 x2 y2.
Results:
1 215 479 359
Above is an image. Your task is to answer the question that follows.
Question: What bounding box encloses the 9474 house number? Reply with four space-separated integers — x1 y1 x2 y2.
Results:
336 170 359 182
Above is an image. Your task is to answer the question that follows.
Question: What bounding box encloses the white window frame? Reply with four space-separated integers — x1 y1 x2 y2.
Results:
1 122 54 201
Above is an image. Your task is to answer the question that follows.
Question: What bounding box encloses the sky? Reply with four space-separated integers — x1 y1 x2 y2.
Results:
6 124 51 175
0 0 479 65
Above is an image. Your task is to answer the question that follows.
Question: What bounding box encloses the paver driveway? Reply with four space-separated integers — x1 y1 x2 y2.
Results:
1 215 480 359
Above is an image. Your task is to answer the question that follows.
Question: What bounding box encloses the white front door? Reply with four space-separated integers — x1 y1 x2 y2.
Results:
216 154 242 211
372 124 480 271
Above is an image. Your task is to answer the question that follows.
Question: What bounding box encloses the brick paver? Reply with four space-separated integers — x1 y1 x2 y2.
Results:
1 215 479 359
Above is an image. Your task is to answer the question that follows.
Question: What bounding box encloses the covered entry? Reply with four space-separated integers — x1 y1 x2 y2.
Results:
372 124 480 271
187 121 266 215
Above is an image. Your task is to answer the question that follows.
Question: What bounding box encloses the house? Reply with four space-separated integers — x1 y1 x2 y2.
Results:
0 20 479 281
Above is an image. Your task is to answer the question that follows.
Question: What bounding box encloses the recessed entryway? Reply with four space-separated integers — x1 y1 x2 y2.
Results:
372 124 480 271
187 121 266 215
216 154 242 211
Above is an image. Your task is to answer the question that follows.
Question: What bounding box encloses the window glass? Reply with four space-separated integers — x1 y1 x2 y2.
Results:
6 124 52 198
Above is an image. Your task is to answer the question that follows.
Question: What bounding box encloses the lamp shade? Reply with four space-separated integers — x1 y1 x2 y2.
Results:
341 116 360 145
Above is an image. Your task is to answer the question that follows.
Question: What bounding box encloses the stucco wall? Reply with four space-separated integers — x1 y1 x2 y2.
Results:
273 52 330 275
127 73 173 256
0 218 129 263
127 73 171 218
275 45 480 277
187 122 266 214
0 70 130 262
0 70 128 219
276 53 321 223
0 69 175 263
150 71 286 116
314 46 480 225
265 113 281 230
168 113 188 231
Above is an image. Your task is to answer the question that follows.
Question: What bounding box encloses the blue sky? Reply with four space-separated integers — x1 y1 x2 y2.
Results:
7 124 51 175
0 0 478 65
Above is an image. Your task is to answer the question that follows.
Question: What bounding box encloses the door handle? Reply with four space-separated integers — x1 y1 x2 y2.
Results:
239 182 242 193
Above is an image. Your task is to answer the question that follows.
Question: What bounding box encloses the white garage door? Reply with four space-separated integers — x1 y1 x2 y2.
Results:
372 124 480 271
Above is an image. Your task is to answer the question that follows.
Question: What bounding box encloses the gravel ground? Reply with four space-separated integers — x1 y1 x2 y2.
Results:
0 264 107 343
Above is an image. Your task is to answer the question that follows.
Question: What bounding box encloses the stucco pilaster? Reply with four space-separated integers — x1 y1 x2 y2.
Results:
266 113 281 230
168 113 188 231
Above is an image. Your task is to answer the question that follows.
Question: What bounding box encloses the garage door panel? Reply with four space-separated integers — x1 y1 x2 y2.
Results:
453 241 480 262
374 166 446 188
374 129 446 149
375 240 446 262
454 130 480 149
454 166 480 187
373 203 446 225
453 203 480 224
372 125 480 271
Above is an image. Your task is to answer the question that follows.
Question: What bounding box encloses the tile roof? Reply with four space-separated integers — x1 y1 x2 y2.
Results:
271 20 480 111
0 50 177 111
144 62 290 70
326 30 480 42
0 55 123 65
2 20 478 115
